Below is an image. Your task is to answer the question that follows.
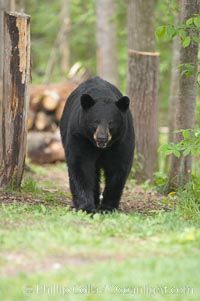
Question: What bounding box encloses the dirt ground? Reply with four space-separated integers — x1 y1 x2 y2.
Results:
0 165 175 214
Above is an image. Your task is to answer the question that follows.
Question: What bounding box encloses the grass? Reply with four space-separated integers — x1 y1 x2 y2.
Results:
0 163 200 301
0 202 200 300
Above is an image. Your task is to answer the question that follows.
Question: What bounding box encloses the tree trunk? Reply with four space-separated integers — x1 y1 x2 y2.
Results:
168 2 181 145
16 0 25 12
165 1 181 172
0 0 11 102
0 0 11 168
0 11 30 188
59 0 70 74
167 0 199 190
127 0 159 182
44 2 70 83
96 0 119 86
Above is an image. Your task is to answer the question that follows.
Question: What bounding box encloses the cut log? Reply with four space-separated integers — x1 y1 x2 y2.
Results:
27 110 36 130
30 94 42 112
27 131 60 152
55 99 66 121
35 111 53 131
27 131 65 164
28 81 77 134
42 90 60 111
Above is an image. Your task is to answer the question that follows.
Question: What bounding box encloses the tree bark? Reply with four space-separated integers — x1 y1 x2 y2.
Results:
168 2 181 145
167 0 199 190
0 11 30 188
96 0 118 86
165 1 181 172
0 0 10 171
0 0 10 104
59 0 70 74
127 0 159 182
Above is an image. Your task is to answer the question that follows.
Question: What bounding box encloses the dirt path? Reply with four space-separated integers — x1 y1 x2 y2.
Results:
0 164 174 214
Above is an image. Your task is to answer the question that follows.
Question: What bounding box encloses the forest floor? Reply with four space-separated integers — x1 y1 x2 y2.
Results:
0 163 200 301
0 163 174 214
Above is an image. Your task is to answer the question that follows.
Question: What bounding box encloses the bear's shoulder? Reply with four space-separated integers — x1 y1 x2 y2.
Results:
70 77 122 102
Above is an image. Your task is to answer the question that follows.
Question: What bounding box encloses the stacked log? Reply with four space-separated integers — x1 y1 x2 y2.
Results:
28 81 76 131
27 130 65 164
26 63 91 164
27 81 76 164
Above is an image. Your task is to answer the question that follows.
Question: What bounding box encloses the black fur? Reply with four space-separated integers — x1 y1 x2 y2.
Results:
60 77 135 213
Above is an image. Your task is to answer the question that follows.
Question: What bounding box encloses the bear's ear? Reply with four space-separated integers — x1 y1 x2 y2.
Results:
80 94 95 110
116 96 130 112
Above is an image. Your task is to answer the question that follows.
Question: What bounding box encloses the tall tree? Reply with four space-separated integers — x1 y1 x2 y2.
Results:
168 2 181 146
164 1 181 172
0 1 8 103
44 0 70 82
96 0 118 86
0 0 12 166
167 0 200 190
59 0 70 74
16 0 25 12
127 0 159 182
0 11 30 188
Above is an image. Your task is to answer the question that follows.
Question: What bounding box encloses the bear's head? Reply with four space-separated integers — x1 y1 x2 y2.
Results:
80 94 130 149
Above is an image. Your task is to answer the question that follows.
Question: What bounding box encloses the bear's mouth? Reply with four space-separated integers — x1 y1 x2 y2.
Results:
96 140 108 148
93 125 112 149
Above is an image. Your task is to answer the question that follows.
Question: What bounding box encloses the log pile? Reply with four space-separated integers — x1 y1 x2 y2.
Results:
28 81 76 132
27 81 76 164
27 130 65 164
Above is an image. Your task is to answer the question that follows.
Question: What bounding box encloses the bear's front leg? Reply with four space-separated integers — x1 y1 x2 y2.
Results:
67 154 97 213
100 169 128 212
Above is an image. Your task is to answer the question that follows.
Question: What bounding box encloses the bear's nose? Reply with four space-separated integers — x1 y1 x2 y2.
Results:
96 136 108 148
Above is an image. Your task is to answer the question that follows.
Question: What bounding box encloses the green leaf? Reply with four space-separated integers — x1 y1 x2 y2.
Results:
194 16 200 28
179 29 186 39
181 70 190 77
183 149 191 156
182 36 191 48
182 130 190 139
186 18 194 26
173 150 181 158
192 35 200 43
165 150 173 156
158 144 171 152
166 25 177 40
178 63 195 77
156 26 166 38
177 63 186 69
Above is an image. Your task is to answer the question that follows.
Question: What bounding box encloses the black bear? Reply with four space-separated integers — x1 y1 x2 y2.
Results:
60 77 135 213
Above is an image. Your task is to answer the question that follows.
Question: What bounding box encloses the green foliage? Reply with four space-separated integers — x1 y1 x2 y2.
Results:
21 177 43 194
156 14 200 85
178 63 195 77
154 171 168 191
159 126 200 158
25 0 189 126
176 177 200 220
156 14 200 47
155 0 177 123
70 0 96 74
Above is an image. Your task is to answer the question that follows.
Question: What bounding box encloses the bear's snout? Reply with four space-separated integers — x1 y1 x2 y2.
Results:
93 125 112 148
96 136 108 148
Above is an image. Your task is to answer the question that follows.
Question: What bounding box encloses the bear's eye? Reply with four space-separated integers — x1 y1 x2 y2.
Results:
109 122 115 129
90 123 98 129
